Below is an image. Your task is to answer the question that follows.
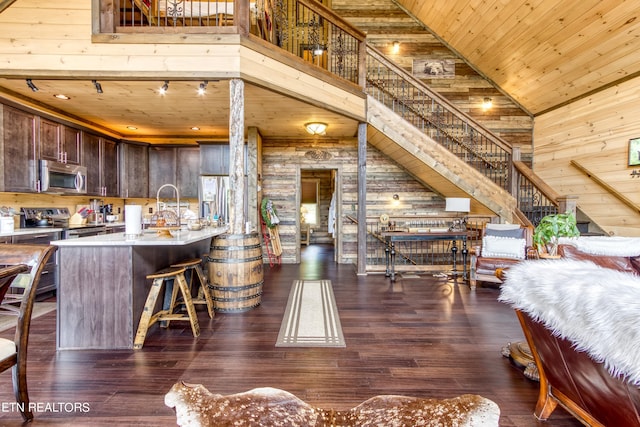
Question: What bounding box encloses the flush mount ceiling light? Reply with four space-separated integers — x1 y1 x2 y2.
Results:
197 80 208 95
159 80 169 95
53 93 70 100
305 122 327 135
26 79 39 92
191 126 200 131
127 126 138 130
92 80 103 94
482 97 493 110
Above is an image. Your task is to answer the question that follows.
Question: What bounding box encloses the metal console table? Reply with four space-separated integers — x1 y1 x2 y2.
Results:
381 231 472 281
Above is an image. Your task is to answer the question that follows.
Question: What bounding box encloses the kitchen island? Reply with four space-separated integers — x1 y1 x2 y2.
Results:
52 226 228 350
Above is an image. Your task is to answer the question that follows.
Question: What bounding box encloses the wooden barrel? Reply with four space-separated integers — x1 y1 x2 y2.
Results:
208 233 264 313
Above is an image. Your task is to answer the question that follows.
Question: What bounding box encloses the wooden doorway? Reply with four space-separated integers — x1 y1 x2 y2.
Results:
298 167 339 262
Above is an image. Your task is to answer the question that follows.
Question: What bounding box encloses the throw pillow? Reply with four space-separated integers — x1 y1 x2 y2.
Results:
482 235 526 260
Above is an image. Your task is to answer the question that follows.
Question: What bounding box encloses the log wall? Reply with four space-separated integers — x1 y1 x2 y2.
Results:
261 138 444 264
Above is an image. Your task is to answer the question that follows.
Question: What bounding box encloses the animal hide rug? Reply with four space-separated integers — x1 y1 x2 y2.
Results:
165 381 501 426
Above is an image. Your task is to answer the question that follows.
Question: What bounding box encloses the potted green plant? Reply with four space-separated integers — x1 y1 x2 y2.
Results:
533 211 580 257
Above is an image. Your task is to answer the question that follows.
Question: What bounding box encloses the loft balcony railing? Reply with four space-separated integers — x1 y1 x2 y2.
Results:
108 0 365 85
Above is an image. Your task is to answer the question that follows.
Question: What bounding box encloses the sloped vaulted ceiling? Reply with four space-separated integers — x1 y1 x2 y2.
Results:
395 0 640 116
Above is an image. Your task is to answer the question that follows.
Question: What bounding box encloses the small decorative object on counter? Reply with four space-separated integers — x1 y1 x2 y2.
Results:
150 210 180 237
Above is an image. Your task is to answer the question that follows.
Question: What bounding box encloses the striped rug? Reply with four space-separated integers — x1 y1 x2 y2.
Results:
276 280 345 347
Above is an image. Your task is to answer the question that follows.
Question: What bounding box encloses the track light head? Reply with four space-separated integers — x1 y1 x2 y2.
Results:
159 81 169 95
26 79 38 92
198 80 208 95
92 80 103 94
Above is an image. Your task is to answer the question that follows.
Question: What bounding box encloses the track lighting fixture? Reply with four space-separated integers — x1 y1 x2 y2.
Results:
92 80 103 94
159 81 169 95
26 79 38 92
197 80 208 95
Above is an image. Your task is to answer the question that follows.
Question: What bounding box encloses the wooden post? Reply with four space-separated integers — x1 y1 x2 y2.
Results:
558 195 578 217
229 79 245 235
247 127 261 232
357 122 367 275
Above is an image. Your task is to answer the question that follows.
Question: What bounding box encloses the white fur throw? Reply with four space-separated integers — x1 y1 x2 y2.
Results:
499 259 640 385
558 235 640 257
165 382 501 426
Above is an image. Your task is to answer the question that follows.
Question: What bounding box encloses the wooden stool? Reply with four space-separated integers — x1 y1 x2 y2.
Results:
134 267 200 350
171 258 214 319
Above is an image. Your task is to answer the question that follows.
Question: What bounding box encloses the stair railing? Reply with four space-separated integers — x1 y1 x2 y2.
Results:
366 46 513 191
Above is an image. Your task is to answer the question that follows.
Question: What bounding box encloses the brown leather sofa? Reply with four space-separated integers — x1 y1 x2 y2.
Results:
501 243 640 426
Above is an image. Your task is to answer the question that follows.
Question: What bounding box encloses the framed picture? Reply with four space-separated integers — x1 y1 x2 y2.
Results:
629 137 640 166
412 59 455 79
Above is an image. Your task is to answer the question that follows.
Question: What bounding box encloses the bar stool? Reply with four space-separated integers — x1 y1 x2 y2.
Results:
134 267 200 350
170 258 214 319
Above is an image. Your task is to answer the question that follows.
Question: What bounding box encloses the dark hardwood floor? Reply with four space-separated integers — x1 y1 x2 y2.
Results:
0 244 582 426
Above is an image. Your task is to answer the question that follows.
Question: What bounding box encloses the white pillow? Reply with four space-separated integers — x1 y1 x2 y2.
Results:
482 235 526 260
485 223 521 231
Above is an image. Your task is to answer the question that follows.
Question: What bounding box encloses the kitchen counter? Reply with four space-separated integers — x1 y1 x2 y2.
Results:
51 226 228 246
55 225 230 350
0 227 64 237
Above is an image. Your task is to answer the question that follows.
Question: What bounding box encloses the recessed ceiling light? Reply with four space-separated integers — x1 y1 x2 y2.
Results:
53 94 70 100
127 126 138 130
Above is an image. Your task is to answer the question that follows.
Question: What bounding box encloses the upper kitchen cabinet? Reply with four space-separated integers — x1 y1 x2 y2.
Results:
38 119 81 165
149 145 200 199
177 146 200 198
83 132 118 197
149 146 176 197
199 142 230 175
120 141 149 198
0 104 37 192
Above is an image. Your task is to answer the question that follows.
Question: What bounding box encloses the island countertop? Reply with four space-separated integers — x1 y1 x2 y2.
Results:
51 226 229 246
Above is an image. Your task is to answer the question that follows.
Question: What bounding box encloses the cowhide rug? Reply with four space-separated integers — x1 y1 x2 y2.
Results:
165 382 500 426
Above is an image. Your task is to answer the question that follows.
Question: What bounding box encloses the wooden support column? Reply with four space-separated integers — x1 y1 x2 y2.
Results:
357 122 367 275
229 79 245 235
558 195 578 217
247 127 261 232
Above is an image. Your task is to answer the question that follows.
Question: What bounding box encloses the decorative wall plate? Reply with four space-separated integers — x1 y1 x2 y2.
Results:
379 213 389 224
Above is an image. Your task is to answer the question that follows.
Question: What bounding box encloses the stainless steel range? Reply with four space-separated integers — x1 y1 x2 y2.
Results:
20 207 107 238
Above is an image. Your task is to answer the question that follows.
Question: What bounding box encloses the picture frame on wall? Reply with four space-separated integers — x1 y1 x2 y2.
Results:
629 137 640 166
412 59 455 79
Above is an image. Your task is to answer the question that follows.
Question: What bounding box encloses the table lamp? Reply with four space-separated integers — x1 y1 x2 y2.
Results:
445 197 470 231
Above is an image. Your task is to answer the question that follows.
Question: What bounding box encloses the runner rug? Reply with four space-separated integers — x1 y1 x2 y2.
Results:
276 280 345 348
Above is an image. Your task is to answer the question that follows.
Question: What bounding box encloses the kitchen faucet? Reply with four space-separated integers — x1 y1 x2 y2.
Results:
156 184 180 221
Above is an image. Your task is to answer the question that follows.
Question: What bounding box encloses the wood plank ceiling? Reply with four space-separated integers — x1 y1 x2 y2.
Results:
394 0 640 116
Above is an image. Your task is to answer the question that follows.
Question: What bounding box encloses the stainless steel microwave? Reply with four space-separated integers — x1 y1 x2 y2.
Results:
39 160 87 194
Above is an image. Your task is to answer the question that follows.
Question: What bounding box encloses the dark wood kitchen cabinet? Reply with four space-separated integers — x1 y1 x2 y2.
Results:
0 105 38 192
148 146 176 197
177 147 200 198
199 142 230 175
149 145 199 199
83 132 119 197
38 120 81 165
120 141 149 198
